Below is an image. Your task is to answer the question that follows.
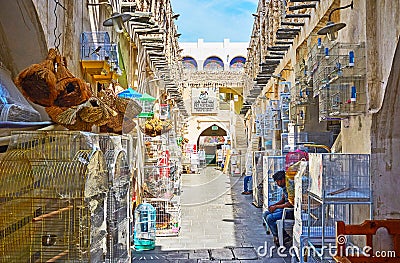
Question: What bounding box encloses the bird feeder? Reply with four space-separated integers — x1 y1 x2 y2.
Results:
137 93 156 118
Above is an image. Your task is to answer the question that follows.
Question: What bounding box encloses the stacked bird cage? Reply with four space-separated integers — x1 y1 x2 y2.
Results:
264 100 281 134
293 50 313 128
315 42 367 121
142 164 181 236
0 131 108 263
308 42 327 98
98 134 132 263
307 153 372 262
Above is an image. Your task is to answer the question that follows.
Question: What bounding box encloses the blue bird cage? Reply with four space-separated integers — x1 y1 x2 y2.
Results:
133 203 156 251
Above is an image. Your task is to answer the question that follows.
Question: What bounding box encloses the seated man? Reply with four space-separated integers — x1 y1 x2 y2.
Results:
263 170 293 246
241 172 253 195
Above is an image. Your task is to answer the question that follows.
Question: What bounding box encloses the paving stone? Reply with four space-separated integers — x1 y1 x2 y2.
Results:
232 247 258 260
210 248 235 260
164 252 190 259
188 249 210 259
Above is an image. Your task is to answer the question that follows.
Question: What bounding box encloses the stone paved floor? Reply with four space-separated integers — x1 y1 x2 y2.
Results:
132 167 292 262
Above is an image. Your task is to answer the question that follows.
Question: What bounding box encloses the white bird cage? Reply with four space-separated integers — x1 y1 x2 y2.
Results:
306 153 372 262
144 198 181 237
262 156 285 211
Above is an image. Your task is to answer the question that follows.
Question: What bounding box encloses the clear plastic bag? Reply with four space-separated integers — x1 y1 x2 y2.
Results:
0 65 41 122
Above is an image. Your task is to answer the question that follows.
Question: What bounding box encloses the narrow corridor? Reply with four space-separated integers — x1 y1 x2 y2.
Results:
132 167 291 262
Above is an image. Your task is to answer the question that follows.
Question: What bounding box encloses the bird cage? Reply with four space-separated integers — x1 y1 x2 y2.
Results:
255 114 265 137
264 106 281 131
281 132 308 154
80 31 118 65
279 92 290 120
98 135 131 263
142 165 174 200
159 103 170 120
0 131 109 262
306 153 372 261
144 198 181 236
307 42 327 97
262 156 285 211
133 203 156 251
137 93 156 118
308 153 371 201
252 151 266 208
315 43 367 120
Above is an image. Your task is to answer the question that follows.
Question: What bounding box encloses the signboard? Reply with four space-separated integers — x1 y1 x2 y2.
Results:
191 88 218 114
199 136 225 146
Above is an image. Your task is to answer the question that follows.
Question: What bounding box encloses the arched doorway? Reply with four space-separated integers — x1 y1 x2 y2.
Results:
196 124 227 165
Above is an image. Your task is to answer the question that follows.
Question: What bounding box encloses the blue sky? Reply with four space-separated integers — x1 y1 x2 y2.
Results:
171 0 258 43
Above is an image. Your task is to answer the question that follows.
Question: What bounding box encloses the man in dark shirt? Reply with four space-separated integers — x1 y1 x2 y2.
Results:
262 170 293 246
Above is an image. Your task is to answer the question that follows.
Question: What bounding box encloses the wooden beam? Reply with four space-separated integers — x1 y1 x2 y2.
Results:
288 4 316 11
285 13 311 18
281 21 305 26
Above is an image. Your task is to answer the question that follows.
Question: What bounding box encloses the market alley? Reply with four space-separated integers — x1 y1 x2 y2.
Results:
132 167 291 262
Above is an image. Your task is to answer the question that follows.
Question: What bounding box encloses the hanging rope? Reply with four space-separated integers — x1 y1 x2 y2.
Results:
53 0 66 50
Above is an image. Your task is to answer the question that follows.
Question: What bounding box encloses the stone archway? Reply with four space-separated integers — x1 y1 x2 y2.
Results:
197 125 228 165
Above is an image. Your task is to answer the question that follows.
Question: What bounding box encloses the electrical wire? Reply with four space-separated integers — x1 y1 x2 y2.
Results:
53 0 66 50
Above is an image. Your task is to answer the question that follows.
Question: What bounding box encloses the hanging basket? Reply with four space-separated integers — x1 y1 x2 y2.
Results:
52 54 92 107
139 118 173 137
15 48 60 106
78 97 117 126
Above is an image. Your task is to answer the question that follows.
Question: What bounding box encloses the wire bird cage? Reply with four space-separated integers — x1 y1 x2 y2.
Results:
308 42 327 97
264 105 281 132
306 153 372 262
281 132 308 154
252 151 266 208
98 135 132 263
313 42 367 121
0 131 109 263
262 156 285 212
137 93 156 118
279 92 290 121
144 198 181 236
80 32 118 66
308 153 371 200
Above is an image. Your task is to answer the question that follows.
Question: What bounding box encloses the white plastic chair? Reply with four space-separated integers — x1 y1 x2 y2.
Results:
276 207 295 246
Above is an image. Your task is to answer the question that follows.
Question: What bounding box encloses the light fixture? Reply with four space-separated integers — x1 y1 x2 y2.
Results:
103 12 132 33
317 1 353 41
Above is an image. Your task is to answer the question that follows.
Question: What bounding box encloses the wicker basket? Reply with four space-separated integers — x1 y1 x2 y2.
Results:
45 105 93 131
139 118 172 137
15 48 60 107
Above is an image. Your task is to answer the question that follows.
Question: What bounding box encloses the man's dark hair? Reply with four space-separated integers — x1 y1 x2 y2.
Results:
273 170 285 181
